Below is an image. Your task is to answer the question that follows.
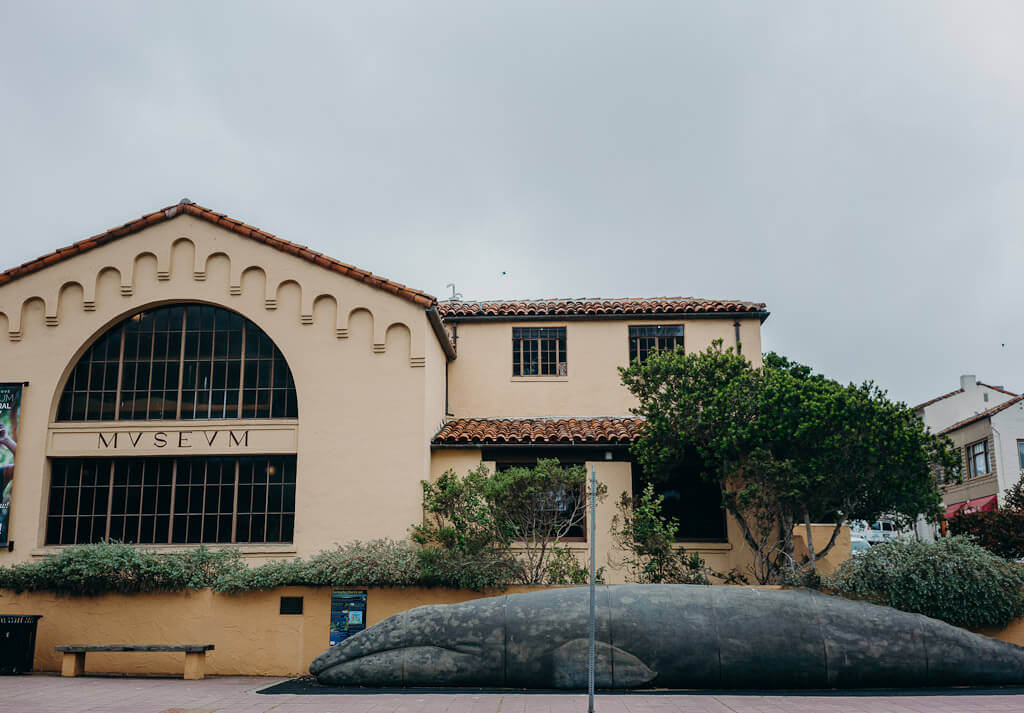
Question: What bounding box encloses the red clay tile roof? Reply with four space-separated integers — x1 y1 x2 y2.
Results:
0 200 438 308
912 382 1019 412
938 395 1024 435
438 297 767 320
433 417 644 444
979 382 1018 397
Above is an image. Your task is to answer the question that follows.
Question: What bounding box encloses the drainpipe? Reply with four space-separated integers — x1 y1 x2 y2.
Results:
445 323 457 417
733 321 742 355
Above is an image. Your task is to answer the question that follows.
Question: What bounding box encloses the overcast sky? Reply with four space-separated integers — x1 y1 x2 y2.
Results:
1 2 1021 406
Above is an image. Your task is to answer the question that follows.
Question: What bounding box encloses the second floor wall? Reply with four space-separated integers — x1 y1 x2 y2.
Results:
446 315 764 418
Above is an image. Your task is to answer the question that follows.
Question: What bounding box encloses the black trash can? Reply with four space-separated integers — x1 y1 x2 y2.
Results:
0 615 43 674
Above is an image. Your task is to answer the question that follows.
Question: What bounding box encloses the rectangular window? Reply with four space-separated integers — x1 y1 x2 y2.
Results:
45 455 296 546
512 327 567 377
967 440 990 478
628 325 684 364
1018 440 1024 470
633 456 727 542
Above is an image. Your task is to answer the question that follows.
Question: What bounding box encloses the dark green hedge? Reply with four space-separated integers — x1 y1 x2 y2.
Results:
0 540 515 596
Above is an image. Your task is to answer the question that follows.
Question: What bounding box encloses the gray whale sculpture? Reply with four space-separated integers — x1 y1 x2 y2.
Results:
310 584 1024 689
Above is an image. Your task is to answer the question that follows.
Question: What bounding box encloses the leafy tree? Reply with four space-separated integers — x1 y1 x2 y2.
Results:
484 459 606 584
413 460 606 585
621 341 958 584
947 473 1024 560
611 482 711 584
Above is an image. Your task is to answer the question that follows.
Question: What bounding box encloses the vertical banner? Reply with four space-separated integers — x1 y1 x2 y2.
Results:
0 383 22 548
329 590 367 646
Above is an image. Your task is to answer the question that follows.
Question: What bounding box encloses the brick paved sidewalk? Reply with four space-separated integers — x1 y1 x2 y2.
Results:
2 675 1023 713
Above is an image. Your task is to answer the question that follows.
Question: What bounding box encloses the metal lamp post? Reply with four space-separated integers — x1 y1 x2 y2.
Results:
587 464 597 712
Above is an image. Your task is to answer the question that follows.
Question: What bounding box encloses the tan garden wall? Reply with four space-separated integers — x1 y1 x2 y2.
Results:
0 585 555 677
3 582 1021 678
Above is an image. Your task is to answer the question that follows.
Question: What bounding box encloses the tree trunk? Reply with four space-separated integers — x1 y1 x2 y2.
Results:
803 506 816 573
779 508 795 578
813 517 846 561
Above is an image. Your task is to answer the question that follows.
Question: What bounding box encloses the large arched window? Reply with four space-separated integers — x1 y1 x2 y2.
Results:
57 304 297 421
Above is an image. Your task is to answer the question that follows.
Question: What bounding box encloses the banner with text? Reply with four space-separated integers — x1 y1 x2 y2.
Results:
0 383 23 548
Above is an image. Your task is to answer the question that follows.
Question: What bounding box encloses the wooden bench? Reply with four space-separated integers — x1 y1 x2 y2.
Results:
55 644 215 680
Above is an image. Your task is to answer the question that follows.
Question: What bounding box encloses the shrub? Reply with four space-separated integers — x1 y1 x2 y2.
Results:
826 536 1024 629
0 542 245 596
611 483 711 585
947 474 1024 560
0 539 521 596
545 546 603 585
415 546 523 590
213 539 424 592
948 510 1024 560
413 460 605 585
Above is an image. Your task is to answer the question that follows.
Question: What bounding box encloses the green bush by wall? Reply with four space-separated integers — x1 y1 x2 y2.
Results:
0 540 514 596
826 536 1024 629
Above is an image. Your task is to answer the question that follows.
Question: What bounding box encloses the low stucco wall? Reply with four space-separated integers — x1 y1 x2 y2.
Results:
0 585 556 677
3 583 1020 677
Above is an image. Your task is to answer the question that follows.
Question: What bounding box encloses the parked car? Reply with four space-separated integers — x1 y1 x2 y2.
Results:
851 518 899 545
850 536 871 556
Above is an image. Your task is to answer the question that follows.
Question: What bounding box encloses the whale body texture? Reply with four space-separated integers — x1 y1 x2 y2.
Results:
310 584 1024 689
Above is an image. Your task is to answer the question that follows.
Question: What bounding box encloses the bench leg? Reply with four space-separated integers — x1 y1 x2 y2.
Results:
61 652 86 677
183 651 206 680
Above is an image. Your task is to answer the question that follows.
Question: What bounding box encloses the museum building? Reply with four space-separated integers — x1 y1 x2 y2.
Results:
0 200 771 580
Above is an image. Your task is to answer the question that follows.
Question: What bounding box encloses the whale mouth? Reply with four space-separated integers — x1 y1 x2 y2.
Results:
311 637 657 689
313 644 498 687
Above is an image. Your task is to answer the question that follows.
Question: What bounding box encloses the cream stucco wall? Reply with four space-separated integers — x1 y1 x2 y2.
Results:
0 215 446 564
447 317 762 418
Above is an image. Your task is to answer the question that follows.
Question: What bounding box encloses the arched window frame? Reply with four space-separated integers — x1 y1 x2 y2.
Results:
56 303 298 422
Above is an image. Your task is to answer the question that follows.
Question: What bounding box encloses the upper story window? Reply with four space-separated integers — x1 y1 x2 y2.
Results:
56 304 297 422
967 440 990 478
628 325 684 364
1018 439 1024 470
512 327 567 377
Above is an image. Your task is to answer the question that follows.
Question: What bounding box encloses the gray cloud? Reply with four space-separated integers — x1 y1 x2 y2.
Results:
1 1 1021 405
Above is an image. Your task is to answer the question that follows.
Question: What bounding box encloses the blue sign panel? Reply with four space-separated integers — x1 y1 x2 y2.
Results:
330 590 367 646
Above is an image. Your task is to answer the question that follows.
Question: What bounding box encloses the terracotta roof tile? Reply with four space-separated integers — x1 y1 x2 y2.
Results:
978 382 1018 397
432 417 644 445
438 297 767 320
0 200 438 309
938 395 1024 435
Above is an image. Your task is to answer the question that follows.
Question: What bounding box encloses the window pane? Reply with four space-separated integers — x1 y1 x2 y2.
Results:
57 304 297 422
47 455 294 545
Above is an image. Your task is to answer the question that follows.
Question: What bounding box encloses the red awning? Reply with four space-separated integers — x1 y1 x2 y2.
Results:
945 501 966 519
964 495 998 514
